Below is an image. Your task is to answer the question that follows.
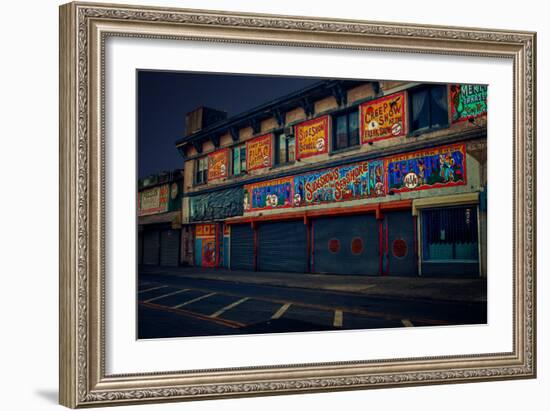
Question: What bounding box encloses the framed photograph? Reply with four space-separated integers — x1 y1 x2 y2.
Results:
59 1 536 408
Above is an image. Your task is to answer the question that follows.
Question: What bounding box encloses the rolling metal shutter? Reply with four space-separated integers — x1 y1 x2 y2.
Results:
142 230 160 266
258 221 308 273
160 229 180 267
384 211 416 276
230 224 254 271
313 215 379 275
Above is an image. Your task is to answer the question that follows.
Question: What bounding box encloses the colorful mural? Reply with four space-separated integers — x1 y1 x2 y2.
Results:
207 148 229 181
450 84 488 122
294 160 385 206
359 92 407 143
243 177 293 212
195 223 217 267
295 115 329 159
138 184 169 216
246 134 272 171
385 144 467 193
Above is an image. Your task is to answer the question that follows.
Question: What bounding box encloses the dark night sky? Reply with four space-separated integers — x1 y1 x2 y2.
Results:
137 71 320 179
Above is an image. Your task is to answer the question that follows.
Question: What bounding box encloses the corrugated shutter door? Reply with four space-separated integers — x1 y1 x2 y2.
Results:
385 211 416 276
313 215 379 275
160 229 180 267
259 221 307 273
143 230 160 266
230 224 254 270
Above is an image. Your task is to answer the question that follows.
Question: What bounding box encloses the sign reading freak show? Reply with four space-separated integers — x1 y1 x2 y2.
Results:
295 115 329 159
450 84 488 123
243 177 294 212
138 184 169 216
246 134 272 171
359 91 406 143
207 148 229 181
385 143 467 193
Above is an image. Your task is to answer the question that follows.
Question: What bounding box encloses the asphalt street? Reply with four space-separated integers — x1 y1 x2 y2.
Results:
137 272 487 339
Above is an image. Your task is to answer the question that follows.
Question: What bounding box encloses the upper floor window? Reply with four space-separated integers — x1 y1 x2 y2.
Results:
409 85 448 133
333 110 359 151
275 132 295 165
195 156 208 185
232 145 247 176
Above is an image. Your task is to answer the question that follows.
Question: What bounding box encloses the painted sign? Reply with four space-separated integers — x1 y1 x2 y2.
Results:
138 184 169 216
243 177 294 212
360 92 406 143
295 115 329 159
246 134 272 171
195 223 217 267
207 148 229 181
385 143 467 193
450 84 487 123
294 160 385 206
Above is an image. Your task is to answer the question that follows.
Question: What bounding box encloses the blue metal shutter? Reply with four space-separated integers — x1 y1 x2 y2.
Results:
160 229 180 267
143 230 160 266
230 224 254 271
313 215 379 275
384 211 416 276
258 221 308 273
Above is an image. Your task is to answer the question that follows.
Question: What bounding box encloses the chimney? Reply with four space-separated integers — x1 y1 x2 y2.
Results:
185 107 227 136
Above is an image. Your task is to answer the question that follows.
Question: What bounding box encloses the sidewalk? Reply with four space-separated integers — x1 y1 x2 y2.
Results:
139 266 487 303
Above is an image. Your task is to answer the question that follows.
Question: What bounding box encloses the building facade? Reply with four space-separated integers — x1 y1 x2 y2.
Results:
175 80 487 277
137 170 184 267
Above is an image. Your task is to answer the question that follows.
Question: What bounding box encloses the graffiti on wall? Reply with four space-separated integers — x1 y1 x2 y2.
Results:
138 184 169 216
189 186 244 222
246 134 272 171
243 177 294 212
359 92 406 143
294 160 385 206
207 148 229 181
450 84 488 122
385 143 467 193
295 115 329 159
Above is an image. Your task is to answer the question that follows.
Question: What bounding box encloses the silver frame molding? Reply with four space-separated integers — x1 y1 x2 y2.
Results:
59 2 537 408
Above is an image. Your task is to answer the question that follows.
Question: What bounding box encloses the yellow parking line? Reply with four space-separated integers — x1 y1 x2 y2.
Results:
138 285 167 294
401 319 414 327
143 289 190 303
271 303 291 319
172 292 217 309
333 310 343 327
210 297 250 318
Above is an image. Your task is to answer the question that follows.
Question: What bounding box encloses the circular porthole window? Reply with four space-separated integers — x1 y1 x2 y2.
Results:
328 238 340 254
392 239 408 258
351 237 364 255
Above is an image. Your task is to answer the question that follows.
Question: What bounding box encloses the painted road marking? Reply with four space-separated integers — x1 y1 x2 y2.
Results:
143 289 190 303
333 310 343 327
210 297 250 318
401 319 414 327
138 285 168 294
172 292 217 309
271 303 291 319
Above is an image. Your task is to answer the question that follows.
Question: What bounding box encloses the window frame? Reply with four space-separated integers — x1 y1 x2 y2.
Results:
331 108 360 152
274 130 295 166
194 156 208 186
231 144 247 177
408 84 450 135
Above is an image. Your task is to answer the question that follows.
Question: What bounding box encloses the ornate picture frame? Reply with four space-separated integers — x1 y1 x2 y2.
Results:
59 2 536 408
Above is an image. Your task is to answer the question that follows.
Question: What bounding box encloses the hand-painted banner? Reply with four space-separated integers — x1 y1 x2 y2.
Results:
195 223 216 238
207 148 229 181
450 84 488 122
138 184 169 216
294 160 385 206
246 134 272 171
360 92 406 143
385 143 467 193
244 177 294 212
295 115 329 159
